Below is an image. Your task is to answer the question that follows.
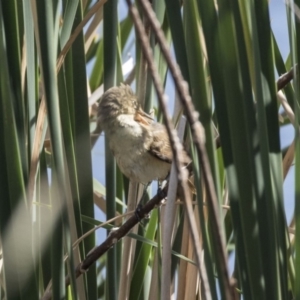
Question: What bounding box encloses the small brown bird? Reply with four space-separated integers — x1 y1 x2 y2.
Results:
97 84 189 184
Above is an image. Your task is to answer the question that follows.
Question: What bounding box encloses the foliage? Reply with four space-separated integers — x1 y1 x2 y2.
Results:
0 0 298 299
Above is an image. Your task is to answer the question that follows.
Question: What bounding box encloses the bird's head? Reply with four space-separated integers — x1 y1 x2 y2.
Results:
98 84 138 118
98 84 153 130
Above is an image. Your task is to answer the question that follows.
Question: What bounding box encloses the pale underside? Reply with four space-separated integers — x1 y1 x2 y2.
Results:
104 114 171 183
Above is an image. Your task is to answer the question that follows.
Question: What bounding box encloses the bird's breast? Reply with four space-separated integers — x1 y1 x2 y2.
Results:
107 115 146 149
104 114 170 183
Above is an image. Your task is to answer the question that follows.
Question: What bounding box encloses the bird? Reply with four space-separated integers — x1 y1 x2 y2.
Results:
97 84 190 184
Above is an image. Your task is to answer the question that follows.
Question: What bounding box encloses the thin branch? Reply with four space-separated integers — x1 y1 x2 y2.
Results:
41 184 233 300
41 186 169 300
136 0 235 298
277 64 297 91
125 0 212 299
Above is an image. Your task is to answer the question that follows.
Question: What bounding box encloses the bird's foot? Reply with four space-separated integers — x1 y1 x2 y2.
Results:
135 204 142 222
135 203 151 223
135 182 151 222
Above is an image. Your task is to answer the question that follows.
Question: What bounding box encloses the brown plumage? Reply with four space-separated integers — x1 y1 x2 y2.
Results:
97 84 190 183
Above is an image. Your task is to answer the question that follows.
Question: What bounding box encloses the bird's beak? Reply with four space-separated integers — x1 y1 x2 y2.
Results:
134 107 153 125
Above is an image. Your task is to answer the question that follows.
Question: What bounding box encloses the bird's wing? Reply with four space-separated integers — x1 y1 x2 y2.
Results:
148 122 173 164
148 122 192 166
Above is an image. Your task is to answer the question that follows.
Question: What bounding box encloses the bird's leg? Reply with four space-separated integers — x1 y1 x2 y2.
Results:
157 180 163 197
135 182 151 221
157 179 168 203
